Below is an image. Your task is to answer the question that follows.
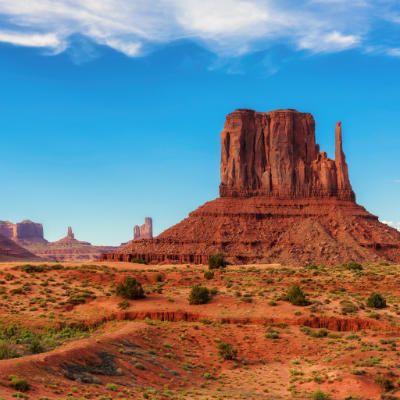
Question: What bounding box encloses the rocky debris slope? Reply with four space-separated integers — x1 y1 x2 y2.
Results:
105 108 400 265
0 232 39 261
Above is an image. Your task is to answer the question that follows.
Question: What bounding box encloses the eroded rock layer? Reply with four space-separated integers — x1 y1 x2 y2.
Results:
104 108 400 265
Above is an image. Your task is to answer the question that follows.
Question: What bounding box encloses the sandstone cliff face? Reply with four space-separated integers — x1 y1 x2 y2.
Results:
220 109 354 200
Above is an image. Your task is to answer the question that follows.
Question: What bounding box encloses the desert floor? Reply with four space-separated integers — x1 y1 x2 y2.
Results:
0 261 399 399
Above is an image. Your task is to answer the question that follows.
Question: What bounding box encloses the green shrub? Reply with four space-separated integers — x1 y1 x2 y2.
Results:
204 271 214 280
134 362 145 370
118 300 130 310
265 330 279 340
9 376 30 392
106 383 118 391
367 293 386 309
155 273 164 282
375 375 395 392
301 326 329 338
116 277 145 300
312 391 330 400
217 342 237 360
286 285 309 306
19 264 45 273
131 258 148 265
67 293 92 305
344 262 363 271
340 300 358 314
208 253 227 269
189 285 211 305
0 341 18 360
29 337 44 354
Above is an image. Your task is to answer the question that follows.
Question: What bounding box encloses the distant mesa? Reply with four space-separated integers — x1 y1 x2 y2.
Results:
134 218 153 240
0 222 116 262
28 226 116 262
0 220 47 245
104 108 400 265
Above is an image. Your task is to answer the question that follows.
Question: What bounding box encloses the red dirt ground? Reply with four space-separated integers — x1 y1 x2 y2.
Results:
0 261 399 399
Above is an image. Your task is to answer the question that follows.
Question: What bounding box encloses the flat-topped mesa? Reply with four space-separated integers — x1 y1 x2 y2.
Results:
0 220 47 244
219 109 355 201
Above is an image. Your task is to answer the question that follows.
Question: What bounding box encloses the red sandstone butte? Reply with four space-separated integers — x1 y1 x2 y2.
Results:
104 109 400 266
220 109 354 200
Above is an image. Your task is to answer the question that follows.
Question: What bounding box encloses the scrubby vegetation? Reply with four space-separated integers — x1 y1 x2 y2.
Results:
286 285 309 306
189 285 211 305
130 258 148 265
208 253 227 269
367 293 387 309
0 323 91 360
312 390 330 400
344 262 363 271
9 376 30 392
116 277 146 300
15 264 64 273
204 270 214 280
217 342 237 360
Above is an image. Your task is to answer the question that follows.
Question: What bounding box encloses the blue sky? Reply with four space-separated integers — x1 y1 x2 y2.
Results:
0 0 399 245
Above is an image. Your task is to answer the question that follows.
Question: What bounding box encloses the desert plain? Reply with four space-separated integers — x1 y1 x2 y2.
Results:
0 261 399 400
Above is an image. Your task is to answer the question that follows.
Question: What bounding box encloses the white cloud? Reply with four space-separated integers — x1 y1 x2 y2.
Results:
0 0 396 58
382 221 400 231
298 31 360 52
0 30 63 49
387 48 400 57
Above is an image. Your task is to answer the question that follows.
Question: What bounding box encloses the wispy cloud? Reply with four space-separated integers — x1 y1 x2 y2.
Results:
382 220 400 231
0 30 63 49
0 0 398 59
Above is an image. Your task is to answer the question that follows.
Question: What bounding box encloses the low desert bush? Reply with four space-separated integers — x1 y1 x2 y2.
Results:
286 285 309 306
204 270 214 280
208 253 227 269
0 341 18 360
344 262 363 271
118 300 130 310
340 300 358 314
218 342 237 360
312 391 330 400
9 376 30 392
367 293 386 309
189 285 211 305
116 277 145 300
130 258 148 265
375 375 395 392
301 327 328 338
